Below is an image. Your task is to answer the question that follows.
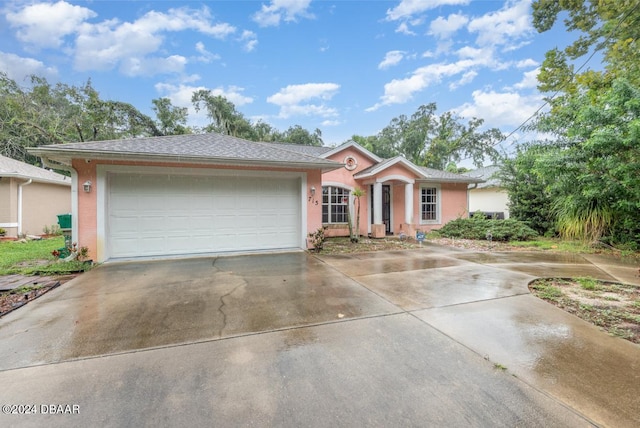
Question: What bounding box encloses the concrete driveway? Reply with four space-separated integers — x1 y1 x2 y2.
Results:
0 246 638 427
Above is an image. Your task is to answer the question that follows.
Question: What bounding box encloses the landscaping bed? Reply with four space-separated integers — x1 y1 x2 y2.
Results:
0 274 80 317
529 277 640 344
0 237 91 317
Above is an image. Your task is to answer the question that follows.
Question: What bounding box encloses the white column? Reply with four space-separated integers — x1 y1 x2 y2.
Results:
373 181 382 224
404 182 413 224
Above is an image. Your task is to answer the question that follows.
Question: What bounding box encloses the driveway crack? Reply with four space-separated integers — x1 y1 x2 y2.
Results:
217 283 243 337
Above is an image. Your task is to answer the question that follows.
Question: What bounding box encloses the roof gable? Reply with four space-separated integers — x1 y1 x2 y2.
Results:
354 156 424 180
320 140 382 163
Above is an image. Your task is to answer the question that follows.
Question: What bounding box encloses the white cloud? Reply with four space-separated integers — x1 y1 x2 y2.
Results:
6 1 96 49
395 22 416 35
321 120 341 126
253 0 314 27
194 42 221 63
516 58 539 68
453 89 544 128
449 70 477 90
378 50 405 70
386 0 470 21
120 55 187 77
0 51 58 80
72 6 236 75
512 67 540 89
267 83 340 119
268 83 339 105
467 0 533 48
367 59 475 111
239 30 258 52
429 13 469 39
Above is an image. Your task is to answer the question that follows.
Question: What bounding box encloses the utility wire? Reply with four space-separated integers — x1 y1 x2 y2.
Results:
457 1 640 163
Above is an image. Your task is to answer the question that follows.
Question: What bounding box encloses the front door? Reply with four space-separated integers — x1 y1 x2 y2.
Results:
370 184 392 234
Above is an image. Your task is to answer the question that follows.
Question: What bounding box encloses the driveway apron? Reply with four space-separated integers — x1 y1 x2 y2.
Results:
0 245 638 427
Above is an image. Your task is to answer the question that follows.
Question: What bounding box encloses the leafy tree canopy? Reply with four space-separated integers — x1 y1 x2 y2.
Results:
352 103 503 169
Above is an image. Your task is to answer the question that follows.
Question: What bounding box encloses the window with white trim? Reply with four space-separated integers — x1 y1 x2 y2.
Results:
322 186 349 223
421 186 439 223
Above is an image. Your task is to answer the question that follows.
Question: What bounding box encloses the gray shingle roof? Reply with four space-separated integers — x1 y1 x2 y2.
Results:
353 155 482 183
257 141 333 156
29 133 342 169
462 166 501 188
418 166 484 183
0 155 71 185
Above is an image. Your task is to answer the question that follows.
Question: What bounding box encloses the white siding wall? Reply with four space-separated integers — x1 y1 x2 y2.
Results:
468 188 510 219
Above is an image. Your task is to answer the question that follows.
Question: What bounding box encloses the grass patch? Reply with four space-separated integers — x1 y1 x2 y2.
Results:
508 238 593 253
0 237 91 275
576 277 600 291
0 236 65 267
530 280 564 301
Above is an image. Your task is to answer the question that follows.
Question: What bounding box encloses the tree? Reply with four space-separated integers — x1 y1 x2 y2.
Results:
191 90 255 139
280 125 323 146
364 103 503 169
533 0 640 106
253 120 282 142
496 145 555 235
152 98 190 135
351 188 365 243
530 1 640 248
537 79 640 246
0 74 160 163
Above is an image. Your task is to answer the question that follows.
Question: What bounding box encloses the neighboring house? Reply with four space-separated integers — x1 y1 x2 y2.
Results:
0 154 72 238
30 134 481 262
463 166 510 219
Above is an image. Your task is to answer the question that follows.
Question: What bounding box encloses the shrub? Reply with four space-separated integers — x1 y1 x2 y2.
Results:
308 227 327 253
435 217 538 241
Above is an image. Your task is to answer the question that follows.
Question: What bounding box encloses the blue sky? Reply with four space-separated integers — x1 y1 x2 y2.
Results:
0 0 576 153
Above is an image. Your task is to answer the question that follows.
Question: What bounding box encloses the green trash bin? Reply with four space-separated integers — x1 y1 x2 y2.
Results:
57 214 72 229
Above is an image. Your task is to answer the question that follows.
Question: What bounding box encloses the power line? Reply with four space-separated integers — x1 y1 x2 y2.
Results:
458 1 640 163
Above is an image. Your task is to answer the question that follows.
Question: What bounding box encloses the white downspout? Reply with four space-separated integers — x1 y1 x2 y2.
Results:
18 179 33 236
40 158 78 244
467 183 478 217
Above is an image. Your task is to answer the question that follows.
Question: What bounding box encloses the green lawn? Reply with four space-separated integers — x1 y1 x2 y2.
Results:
0 237 90 275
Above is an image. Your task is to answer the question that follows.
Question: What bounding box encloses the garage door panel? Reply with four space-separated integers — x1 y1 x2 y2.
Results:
107 172 301 258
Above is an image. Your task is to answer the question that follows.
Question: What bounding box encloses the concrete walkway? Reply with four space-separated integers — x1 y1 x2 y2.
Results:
320 246 640 427
0 245 638 427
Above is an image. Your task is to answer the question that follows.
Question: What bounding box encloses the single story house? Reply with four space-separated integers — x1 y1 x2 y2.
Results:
463 166 510 219
30 134 481 262
0 154 72 238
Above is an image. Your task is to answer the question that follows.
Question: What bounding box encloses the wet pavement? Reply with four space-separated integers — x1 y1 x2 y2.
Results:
0 245 638 427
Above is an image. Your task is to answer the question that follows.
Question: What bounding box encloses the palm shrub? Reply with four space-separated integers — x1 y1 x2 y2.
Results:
554 195 614 243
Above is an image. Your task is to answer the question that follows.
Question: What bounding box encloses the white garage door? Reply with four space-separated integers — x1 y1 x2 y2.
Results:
107 172 301 258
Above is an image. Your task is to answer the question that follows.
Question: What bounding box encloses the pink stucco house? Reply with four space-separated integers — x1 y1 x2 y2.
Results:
30 134 481 262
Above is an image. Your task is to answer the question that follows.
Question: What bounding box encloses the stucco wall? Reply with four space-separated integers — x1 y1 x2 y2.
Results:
72 159 325 261
0 179 17 236
469 187 510 218
322 147 375 236
22 182 71 236
0 178 70 238
410 182 469 232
